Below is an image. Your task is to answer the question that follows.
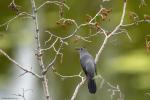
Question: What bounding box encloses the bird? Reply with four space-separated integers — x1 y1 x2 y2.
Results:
77 47 97 94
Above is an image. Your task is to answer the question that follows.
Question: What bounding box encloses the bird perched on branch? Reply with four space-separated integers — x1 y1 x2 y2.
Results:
76 47 97 94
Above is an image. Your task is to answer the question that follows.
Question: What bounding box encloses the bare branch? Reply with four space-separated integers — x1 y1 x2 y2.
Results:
62 22 97 40
139 0 147 8
52 67 85 100
71 77 86 100
95 36 108 63
41 38 59 52
121 19 150 27
96 75 124 100
44 30 68 46
89 8 103 23
43 42 63 74
95 0 127 63
0 49 41 79
57 18 78 28
37 1 70 11
45 30 62 39
0 12 32 30
30 0 51 100
51 66 85 100
12 88 26 100
75 35 92 42
52 67 83 79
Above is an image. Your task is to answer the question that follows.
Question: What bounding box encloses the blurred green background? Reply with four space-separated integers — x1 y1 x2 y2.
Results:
0 0 150 100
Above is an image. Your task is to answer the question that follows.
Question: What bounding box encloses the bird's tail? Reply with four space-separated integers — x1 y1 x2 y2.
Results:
88 77 96 94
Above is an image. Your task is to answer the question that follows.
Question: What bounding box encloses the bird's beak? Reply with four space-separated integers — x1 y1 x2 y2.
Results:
75 48 80 51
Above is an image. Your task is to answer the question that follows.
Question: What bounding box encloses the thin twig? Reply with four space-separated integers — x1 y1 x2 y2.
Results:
37 1 70 11
71 77 86 100
44 42 63 74
121 19 150 27
62 22 94 40
0 49 41 79
96 75 123 100
52 68 83 79
0 12 32 30
89 8 102 23
95 0 127 63
41 38 59 52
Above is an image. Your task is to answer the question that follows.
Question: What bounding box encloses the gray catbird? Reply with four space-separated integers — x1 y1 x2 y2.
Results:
77 47 97 94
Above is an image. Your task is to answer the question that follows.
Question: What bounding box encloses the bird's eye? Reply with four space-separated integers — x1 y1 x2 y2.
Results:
80 48 83 50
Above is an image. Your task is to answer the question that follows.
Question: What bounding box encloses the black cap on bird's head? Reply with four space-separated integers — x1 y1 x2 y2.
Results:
76 47 88 56
76 47 86 52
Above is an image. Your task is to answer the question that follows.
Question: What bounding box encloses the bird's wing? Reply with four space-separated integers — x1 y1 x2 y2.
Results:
85 59 95 77
80 54 96 77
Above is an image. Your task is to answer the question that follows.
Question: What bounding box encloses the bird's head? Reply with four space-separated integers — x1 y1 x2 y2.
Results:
76 47 87 54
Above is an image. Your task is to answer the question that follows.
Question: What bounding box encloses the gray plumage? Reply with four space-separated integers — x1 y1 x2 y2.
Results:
77 47 97 94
